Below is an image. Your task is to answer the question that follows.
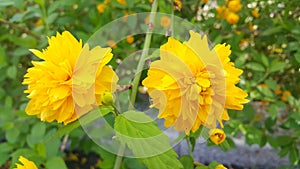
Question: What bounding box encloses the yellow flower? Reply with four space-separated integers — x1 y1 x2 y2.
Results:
117 0 126 6
14 156 38 169
174 0 182 11
104 0 110 5
34 18 43 27
96 3 106 13
281 91 291 102
226 12 239 24
209 129 226 145
149 0 153 3
216 6 229 19
160 16 171 28
251 9 259 18
202 0 208 4
227 0 242 13
126 36 134 44
216 164 228 169
142 30 248 134
107 40 117 49
23 31 118 124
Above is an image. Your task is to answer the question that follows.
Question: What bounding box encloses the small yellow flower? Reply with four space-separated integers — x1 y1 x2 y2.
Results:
201 0 208 4
34 18 43 27
107 40 117 49
23 31 118 124
126 36 134 44
281 91 291 102
160 16 171 28
216 164 228 169
97 3 106 13
149 0 153 3
209 129 226 145
174 0 182 11
216 6 229 19
117 0 126 6
14 156 38 169
251 9 259 18
227 0 242 13
248 22 255 31
226 12 239 24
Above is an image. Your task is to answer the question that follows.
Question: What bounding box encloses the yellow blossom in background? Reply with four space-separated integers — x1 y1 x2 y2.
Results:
216 6 229 19
97 3 106 13
34 18 43 27
209 128 226 145
251 9 259 18
275 84 282 95
149 0 153 3
14 156 38 169
202 0 208 4
104 0 110 5
227 0 242 13
126 36 134 44
107 40 117 49
174 0 182 11
281 91 291 102
23 31 118 124
215 164 228 169
143 30 248 134
160 16 171 28
117 0 126 6
248 22 255 31
226 12 239 24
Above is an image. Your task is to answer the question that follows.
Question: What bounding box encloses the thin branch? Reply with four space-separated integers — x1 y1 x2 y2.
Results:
0 18 41 40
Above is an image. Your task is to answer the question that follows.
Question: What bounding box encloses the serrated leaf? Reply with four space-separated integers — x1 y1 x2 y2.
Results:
115 111 183 169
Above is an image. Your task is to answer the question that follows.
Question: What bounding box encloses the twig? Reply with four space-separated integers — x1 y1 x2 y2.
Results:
0 18 41 40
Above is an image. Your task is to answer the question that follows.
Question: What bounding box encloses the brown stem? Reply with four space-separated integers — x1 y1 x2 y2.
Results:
0 18 41 40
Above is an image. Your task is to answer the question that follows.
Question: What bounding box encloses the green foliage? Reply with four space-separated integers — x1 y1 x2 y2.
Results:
114 111 183 169
0 0 299 168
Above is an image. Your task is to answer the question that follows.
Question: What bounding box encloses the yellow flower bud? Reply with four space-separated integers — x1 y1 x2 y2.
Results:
126 36 134 44
101 92 114 106
216 164 228 169
96 3 106 13
209 128 226 145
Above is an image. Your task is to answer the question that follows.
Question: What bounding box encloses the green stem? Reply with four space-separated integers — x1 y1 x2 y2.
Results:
186 138 194 157
113 1 159 169
129 0 158 110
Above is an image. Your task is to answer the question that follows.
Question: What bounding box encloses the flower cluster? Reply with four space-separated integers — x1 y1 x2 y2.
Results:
216 0 242 25
23 31 118 124
143 30 248 134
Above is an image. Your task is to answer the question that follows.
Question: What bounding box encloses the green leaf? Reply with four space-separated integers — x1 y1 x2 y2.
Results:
269 62 286 73
6 66 17 79
34 0 45 7
295 52 300 63
246 62 265 72
0 0 14 7
45 157 67 169
268 104 278 119
261 27 283 36
6 127 20 143
265 79 277 90
114 111 183 169
179 155 194 169
289 147 299 166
